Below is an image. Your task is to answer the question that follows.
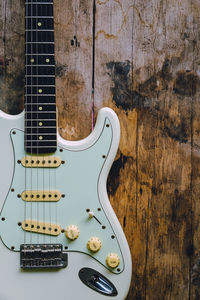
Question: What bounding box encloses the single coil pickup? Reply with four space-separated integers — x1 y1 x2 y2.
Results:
22 220 61 236
20 244 68 270
21 156 62 168
21 190 61 202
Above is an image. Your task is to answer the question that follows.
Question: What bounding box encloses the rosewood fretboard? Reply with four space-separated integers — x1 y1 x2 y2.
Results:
24 0 56 154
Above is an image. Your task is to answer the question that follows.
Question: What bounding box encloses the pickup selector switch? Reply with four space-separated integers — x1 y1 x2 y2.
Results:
65 225 80 240
106 253 120 268
87 237 102 252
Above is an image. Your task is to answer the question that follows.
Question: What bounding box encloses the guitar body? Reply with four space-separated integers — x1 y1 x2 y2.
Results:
0 107 132 300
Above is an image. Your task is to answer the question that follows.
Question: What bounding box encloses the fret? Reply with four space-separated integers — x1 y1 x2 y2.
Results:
26 120 56 127
26 5 53 17
25 0 53 3
25 142 56 145
25 42 54 44
26 128 56 134
25 85 55 87
26 54 54 55
25 78 55 85
25 135 57 141
26 66 55 75
25 103 56 106
25 112 56 119
25 96 55 103
26 65 55 67
26 31 54 42
26 18 54 30
26 29 54 31
26 2 53 5
25 118 56 121
25 94 56 97
25 143 57 146
26 44 54 55
25 74 55 76
25 16 54 18
25 87 55 95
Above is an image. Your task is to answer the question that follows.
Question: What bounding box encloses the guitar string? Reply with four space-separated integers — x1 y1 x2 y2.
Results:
30 0 33 245
36 2 39 245
24 0 28 246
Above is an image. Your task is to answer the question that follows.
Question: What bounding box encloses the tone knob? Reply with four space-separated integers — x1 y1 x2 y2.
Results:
87 237 102 252
106 253 120 268
65 225 80 240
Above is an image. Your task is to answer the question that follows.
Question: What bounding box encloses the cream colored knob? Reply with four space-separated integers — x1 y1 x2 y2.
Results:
87 237 102 252
65 225 80 240
106 253 120 268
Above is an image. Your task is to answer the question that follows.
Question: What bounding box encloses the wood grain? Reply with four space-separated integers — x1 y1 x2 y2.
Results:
0 0 200 299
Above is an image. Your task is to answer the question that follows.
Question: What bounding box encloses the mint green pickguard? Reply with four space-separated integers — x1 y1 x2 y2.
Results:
0 119 124 273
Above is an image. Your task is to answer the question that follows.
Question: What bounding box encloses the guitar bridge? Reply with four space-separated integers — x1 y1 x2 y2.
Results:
20 244 68 270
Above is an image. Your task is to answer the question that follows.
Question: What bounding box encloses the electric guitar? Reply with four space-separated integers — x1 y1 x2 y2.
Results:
0 1 132 299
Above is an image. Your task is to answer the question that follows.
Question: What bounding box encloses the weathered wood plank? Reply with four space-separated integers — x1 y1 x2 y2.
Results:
94 0 200 299
55 0 94 140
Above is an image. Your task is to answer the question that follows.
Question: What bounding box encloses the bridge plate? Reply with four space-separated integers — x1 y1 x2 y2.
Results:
20 244 68 269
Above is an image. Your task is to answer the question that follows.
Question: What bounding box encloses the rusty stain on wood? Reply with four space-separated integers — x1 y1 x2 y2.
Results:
1 0 200 299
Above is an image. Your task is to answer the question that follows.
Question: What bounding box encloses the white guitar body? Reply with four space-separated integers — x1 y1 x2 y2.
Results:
0 107 132 300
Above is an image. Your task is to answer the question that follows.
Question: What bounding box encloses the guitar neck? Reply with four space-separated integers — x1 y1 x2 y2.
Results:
24 0 57 154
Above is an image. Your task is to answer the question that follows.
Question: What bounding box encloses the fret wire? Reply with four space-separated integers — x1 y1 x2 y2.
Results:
25 94 56 96
25 42 54 44
25 75 55 77
26 119 56 121
25 54 54 56
25 146 57 148
25 30 54 31
25 16 54 18
26 126 55 129
25 65 55 67
25 85 55 87
25 3 53 4
24 103 56 105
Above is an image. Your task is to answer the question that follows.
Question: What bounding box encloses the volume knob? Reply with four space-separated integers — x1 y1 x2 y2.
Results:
65 225 80 240
106 253 120 268
87 237 102 252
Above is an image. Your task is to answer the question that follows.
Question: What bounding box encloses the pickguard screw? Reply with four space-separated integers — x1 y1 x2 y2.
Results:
17 194 21 198
97 208 101 211
11 188 15 192
106 124 110 127
11 246 15 250
117 268 121 272
111 235 115 239
60 149 63 152
102 155 106 159
61 160 65 164
1 217 5 221
102 226 106 229
17 160 21 164
12 131 16 135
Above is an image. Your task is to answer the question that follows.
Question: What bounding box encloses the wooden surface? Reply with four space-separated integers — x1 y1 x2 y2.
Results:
0 0 200 299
